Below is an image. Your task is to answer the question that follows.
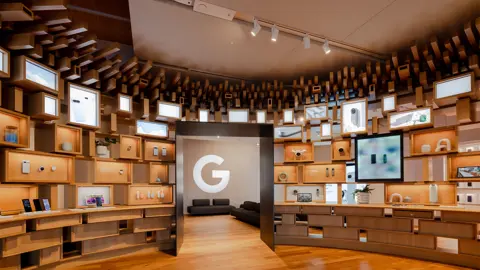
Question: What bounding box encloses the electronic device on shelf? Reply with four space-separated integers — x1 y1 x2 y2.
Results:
33 199 43 211
355 132 404 182
42 199 51 211
297 193 312 202
22 199 33 213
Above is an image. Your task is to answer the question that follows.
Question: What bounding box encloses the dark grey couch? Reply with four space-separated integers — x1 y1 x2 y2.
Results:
187 199 234 215
230 201 260 227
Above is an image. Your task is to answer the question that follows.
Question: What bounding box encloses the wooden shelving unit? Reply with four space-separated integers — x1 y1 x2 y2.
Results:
35 124 82 155
447 152 480 181
410 127 457 157
274 164 298 184
149 162 169 184
9 56 59 94
0 107 30 148
284 142 314 163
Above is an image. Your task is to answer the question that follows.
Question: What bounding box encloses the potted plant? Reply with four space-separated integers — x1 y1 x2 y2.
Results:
353 185 374 204
95 137 117 158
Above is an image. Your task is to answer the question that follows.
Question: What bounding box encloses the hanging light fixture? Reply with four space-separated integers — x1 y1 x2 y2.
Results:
271 25 279 42
303 35 310 49
323 39 331 54
250 18 262 36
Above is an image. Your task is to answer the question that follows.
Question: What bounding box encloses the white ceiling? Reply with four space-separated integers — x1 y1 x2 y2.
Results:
129 0 480 81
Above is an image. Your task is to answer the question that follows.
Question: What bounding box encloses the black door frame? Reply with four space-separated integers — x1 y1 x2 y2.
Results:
175 121 275 255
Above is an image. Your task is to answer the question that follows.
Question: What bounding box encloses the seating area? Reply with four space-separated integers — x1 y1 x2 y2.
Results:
231 201 260 227
187 199 234 215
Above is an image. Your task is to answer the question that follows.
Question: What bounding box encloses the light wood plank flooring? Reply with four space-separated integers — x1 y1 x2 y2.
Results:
74 215 470 270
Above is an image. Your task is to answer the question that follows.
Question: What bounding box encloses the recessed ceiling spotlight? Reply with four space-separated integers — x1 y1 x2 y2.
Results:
271 25 279 42
323 39 331 54
303 35 310 49
251 18 262 36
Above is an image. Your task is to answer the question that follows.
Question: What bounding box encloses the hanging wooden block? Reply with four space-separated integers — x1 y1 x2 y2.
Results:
350 67 355 79
337 70 342 83
456 97 472 124
250 99 254 111
109 113 117 133
214 111 221 122
366 62 372 76
415 86 424 107
372 117 379 134
464 21 477 47
398 64 409 81
314 94 319 103
332 106 338 121
81 69 99 85
3 86 23 112
376 62 381 77
458 45 467 60
277 99 282 111
141 98 149 119
410 43 420 61
430 37 441 59
368 84 375 99
329 72 334 84
343 66 349 79
426 55 436 72
388 81 395 93
267 98 273 111
443 51 451 66
64 65 81 80
392 52 398 68
452 62 459 75
419 72 427 88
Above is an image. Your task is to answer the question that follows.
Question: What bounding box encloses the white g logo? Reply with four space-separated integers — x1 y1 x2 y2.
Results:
193 155 230 193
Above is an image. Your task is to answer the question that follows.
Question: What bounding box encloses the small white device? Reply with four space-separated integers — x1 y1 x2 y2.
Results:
51 166 57 172
161 147 167 157
22 160 30 174
153 146 159 156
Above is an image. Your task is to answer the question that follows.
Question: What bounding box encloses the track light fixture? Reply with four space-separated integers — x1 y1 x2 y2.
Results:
323 39 331 54
303 35 310 49
271 25 279 42
251 18 261 37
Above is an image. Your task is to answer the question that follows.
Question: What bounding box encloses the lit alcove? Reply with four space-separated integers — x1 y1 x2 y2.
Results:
117 94 133 116
228 109 249 123
28 92 60 121
156 101 182 121
136 120 168 139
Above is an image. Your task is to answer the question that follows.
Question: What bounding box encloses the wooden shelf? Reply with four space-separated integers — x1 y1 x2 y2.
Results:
114 185 174 206
410 127 457 156
274 165 298 184
447 153 480 181
0 46 10 78
149 162 169 184
64 184 114 208
0 107 30 148
385 183 456 205
94 159 132 184
0 184 37 213
0 150 74 184
9 56 59 94
35 124 82 155
119 135 142 160
28 92 60 121
284 142 314 163
331 139 352 161
303 163 346 183
0 3 34 22
144 140 175 162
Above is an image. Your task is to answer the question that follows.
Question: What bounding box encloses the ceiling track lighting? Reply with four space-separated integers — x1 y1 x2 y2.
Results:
271 25 279 42
323 39 331 54
251 18 262 37
303 35 310 49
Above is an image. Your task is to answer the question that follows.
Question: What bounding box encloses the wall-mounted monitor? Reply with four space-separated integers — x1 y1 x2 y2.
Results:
117 94 132 115
198 109 209 122
321 122 332 140
304 104 328 121
283 108 294 124
228 109 249 123
355 133 404 182
0 46 10 78
256 110 266 123
68 83 100 129
10 56 59 94
434 72 474 105
382 94 396 114
135 120 168 139
341 98 368 136
156 101 182 121
388 107 433 131
274 125 303 141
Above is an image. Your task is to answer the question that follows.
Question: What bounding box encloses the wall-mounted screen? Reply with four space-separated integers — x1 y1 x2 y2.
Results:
256 110 266 123
341 98 367 135
68 84 100 129
26 59 57 91
274 125 302 141
388 107 432 131
199 109 209 122
434 72 473 100
136 120 168 138
310 126 321 141
44 95 58 116
321 122 332 139
283 108 294 124
304 104 328 121
157 101 181 120
228 109 249 123
355 133 404 182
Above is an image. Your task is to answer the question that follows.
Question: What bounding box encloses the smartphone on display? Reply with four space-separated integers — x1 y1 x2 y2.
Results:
42 199 51 211
22 199 33 213
33 199 43 211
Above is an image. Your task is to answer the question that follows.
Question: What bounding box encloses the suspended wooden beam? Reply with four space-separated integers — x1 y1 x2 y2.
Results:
31 0 67 11
27 44 43 59
73 54 93 67
81 69 99 85
56 57 71 72
46 37 68 51
0 3 33 21
93 59 112 72
42 11 71 25
7 33 35 50
55 22 88 37
21 24 48 35
120 56 138 73
139 60 152 76
37 34 53 45
92 42 120 61
73 33 96 49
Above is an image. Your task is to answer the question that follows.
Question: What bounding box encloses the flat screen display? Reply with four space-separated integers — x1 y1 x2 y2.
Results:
355 133 403 182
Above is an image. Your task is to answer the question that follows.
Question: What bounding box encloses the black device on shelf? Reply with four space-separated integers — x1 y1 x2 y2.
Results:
33 199 43 211
355 132 404 182
22 199 33 212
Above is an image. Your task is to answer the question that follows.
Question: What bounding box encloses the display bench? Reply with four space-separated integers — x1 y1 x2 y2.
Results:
274 203 480 269
0 205 175 269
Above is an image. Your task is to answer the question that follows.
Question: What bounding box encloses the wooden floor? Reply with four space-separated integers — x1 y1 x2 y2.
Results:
74 215 470 270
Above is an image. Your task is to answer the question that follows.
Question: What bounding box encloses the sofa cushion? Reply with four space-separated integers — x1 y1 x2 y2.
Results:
242 201 257 211
213 199 230 206
192 199 210 206
253 202 260 213
189 205 233 215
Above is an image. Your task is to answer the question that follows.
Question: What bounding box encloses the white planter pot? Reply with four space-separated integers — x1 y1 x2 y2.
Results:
356 192 370 204
96 145 110 158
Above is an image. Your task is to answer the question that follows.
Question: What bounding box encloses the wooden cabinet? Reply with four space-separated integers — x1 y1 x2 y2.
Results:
303 163 346 183
149 163 169 184
274 205 301 214
31 214 81 230
85 209 143 223
39 245 62 266
323 227 358 240
331 139 352 161
2 228 62 257
119 135 142 160
0 107 30 148
276 225 308 237
274 165 298 184
0 150 74 184
441 211 480 223
114 185 174 206
385 183 456 205
0 221 25 238
346 216 413 232
410 127 457 156
284 143 314 162
133 216 171 233
418 220 477 239
9 56 59 94
28 92 60 121
94 159 132 184
71 221 119 242
0 185 37 212
367 230 436 249
35 124 82 155
301 206 331 215
64 184 114 208
459 239 480 257
144 207 175 217
82 233 146 255
334 206 384 217
392 209 434 219
448 153 480 181
144 140 175 162
308 215 343 227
